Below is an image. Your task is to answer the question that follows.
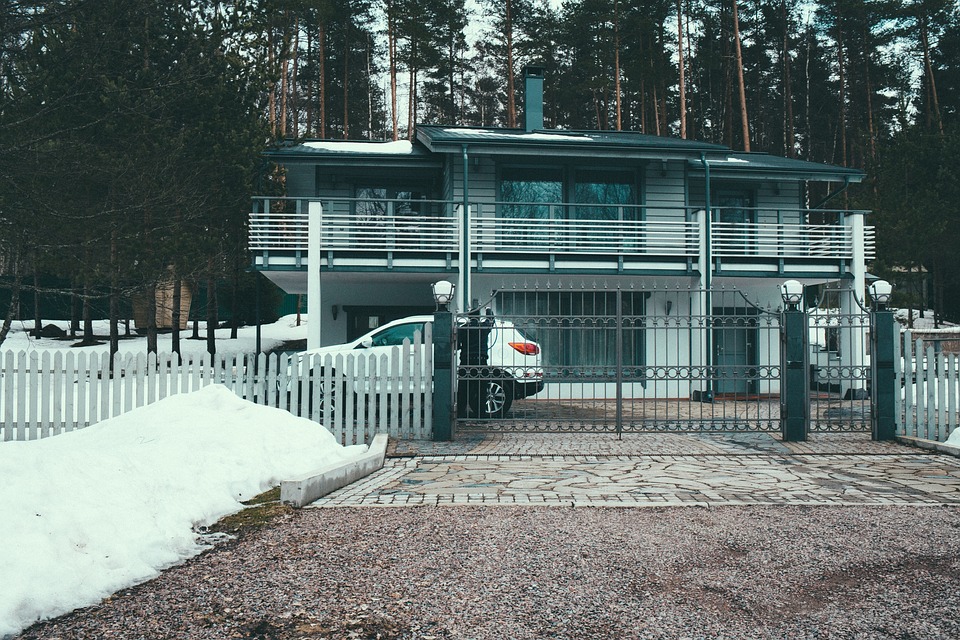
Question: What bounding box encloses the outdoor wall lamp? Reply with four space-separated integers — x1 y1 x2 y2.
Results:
780 280 804 309
432 280 456 308
868 280 893 309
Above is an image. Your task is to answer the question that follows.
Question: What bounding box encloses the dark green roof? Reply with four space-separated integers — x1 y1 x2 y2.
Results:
417 125 726 155
689 152 864 182
263 138 439 168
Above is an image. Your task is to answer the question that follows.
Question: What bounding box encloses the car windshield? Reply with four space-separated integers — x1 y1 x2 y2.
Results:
368 322 425 347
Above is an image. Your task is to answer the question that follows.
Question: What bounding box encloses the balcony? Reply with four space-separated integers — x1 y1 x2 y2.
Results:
249 197 874 278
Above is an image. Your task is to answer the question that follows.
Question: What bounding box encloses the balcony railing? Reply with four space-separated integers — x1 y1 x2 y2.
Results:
249 197 875 269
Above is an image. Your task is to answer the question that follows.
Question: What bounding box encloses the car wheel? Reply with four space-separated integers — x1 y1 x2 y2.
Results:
468 376 513 419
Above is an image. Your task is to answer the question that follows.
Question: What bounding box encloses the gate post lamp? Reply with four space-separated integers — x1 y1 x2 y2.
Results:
869 279 896 441
780 279 804 310
780 279 807 442
431 280 456 441
868 280 893 310
432 280 456 309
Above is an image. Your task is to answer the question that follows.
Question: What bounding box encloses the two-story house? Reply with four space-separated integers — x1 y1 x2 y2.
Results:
250 67 871 409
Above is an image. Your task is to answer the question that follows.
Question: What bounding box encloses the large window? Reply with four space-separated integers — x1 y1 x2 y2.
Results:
499 166 638 222
499 167 563 219
355 186 429 219
574 170 637 221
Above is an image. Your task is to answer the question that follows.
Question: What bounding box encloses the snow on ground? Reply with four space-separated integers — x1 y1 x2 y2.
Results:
895 308 959 331
0 385 366 638
0 314 310 358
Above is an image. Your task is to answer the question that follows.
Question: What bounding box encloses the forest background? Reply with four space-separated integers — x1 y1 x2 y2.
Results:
1 0 958 356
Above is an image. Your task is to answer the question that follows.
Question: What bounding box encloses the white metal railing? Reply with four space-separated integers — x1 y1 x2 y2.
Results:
470 217 700 256
0 336 432 446
249 197 875 262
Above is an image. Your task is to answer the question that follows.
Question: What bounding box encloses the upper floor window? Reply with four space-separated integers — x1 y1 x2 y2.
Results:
355 186 429 219
499 166 639 221
574 170 637 221
499 167 563 219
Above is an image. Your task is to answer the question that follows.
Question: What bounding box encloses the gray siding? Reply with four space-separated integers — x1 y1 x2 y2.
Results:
644 160 688 221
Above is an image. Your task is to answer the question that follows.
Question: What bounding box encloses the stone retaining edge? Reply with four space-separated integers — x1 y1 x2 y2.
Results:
896 435 960 458
280 433 389 508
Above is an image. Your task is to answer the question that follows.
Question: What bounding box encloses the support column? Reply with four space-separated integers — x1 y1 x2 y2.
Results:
691 208 713 402
432 309 456 441
840 211 867 397
307 201 322 350
781 306 808 441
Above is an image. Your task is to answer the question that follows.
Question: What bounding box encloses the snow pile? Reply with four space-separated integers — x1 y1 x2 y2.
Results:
0 314 310 358
0 385 365 637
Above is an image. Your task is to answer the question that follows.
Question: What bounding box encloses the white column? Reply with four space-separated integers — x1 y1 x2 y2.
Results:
307 201 322 350
840 211 867 396
689 209 711 399
457 204 470 312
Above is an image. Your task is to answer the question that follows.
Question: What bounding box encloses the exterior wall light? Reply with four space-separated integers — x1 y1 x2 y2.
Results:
432 280 456 308
868 280 893 309
780 279 804 309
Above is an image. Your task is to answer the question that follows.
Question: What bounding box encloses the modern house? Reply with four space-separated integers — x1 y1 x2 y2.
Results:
250 67 872 403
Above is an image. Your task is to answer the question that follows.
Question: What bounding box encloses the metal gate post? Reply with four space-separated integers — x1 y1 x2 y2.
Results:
432 310 456 441
871 302 896 441
781 305 808 442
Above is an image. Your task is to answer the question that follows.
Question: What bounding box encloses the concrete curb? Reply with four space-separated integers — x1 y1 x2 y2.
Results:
280 433 389 508
896 435 960 458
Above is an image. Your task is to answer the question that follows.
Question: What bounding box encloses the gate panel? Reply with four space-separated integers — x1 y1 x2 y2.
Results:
455 285 781 433
807 286 872 432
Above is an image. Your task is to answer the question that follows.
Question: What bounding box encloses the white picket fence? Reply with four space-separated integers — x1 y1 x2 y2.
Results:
0 327 433 445
898 329 960 442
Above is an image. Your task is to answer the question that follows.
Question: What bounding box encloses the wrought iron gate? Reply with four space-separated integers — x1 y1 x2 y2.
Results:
454 285 782 433
807 285 872 432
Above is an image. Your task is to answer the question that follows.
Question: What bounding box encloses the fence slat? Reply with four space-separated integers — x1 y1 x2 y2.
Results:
16 351 27 440
2 351 13 441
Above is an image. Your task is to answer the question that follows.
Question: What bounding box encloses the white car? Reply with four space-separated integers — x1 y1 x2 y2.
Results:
292 314 544 418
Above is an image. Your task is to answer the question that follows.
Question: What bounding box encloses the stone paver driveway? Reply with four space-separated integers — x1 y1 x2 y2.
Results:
311 433 960 508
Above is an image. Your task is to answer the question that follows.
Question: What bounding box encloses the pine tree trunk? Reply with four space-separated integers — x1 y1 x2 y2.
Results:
172 269 182 362
615 0 623 131
70 286 80 338
506 0 516 128
82 280 93 344
32 263 41 337
292 17 300 137
388 2 398 140
0 262 21 347
306 27 313 137
110 232 119 358
269 28 277 138
408 63 415 140
146 281 158 355
206 271 217 357
732 0 750 151
782 0 795 157
676 0 686 138
920 15 945 136
280 21 289 138
319 21 327 138
837 24 848 168
342 22 349 139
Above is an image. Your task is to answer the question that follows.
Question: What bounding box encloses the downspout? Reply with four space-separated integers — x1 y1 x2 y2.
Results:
811 177 852 210
461 144 471 310
700 152 714 401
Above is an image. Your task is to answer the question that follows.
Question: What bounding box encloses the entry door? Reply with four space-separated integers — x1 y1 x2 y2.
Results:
713 312 757 396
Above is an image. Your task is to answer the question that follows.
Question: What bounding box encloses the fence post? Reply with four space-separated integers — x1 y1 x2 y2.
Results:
432 309 455 441
781 305 808 442
871 307 896 441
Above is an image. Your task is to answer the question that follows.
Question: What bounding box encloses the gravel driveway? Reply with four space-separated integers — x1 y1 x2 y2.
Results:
16 505 960 639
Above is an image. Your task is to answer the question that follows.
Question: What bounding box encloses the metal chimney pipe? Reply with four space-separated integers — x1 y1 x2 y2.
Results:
522 66 544 131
